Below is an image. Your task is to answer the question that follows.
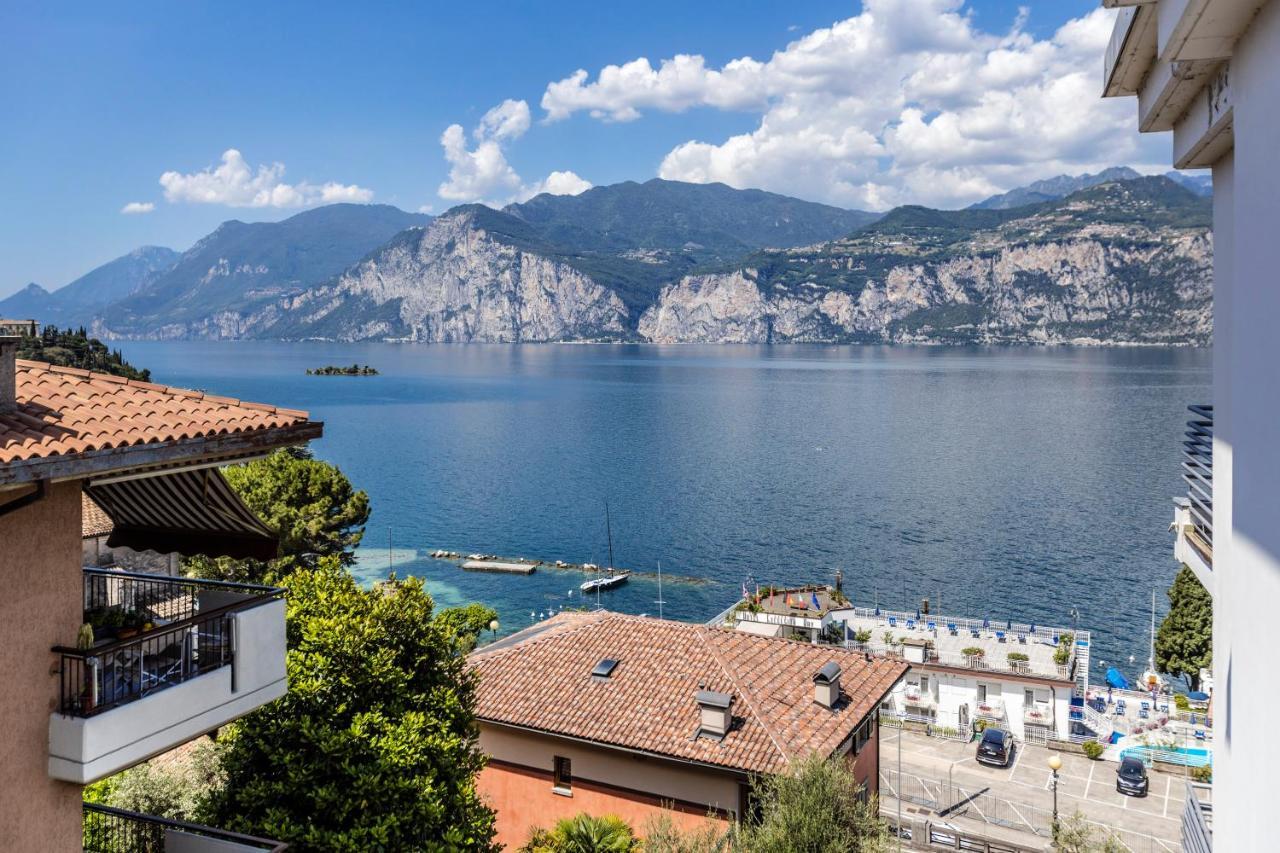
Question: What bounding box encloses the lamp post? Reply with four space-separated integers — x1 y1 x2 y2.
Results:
489 619 499 638
1047 753 1062 845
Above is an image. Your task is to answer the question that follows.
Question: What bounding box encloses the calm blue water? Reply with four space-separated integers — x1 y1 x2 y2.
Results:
115 342 1210 678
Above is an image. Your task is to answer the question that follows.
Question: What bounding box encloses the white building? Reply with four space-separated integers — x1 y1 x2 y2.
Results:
1104 2 1278 849
713 589 1092 744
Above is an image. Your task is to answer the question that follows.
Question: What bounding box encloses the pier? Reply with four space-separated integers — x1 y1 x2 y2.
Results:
462 560 537 575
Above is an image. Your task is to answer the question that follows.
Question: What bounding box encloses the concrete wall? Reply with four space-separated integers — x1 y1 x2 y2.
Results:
0 481 86 852
49 598 287 783
1210 2 1280 846
478 724 739 849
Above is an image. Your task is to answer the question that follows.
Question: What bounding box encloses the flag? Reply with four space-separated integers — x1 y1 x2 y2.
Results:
812 592 821 610
742 582 749 601
785 593 793 607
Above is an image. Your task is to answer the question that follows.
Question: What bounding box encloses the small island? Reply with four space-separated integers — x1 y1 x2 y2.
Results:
306 364 379 376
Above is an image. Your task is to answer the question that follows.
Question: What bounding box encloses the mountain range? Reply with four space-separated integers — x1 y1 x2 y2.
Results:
0 171 1213 346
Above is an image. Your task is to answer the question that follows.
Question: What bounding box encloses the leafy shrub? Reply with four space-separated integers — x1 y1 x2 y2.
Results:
1174 694 1191 712
854 629 873 644
1082 740 1105 760
962 647 985 657
521 814 637 852
1190 765 1213 783
1007 652 1029 662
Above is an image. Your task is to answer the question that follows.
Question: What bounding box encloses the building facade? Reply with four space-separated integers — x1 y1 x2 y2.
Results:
1103 1 1278 848
717 590 1089 743
0 336 320 851
468 611 904 849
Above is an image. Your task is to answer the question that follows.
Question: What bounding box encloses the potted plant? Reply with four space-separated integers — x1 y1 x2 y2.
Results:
1007 651 1029 672
75 623 94 651
115 609 147 639
854 629 873 645
962 646 985 666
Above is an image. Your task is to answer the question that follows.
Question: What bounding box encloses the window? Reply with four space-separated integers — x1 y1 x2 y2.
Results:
977 683 987 703
920 675 930 693
553 756 572 794
1024 688 1035 707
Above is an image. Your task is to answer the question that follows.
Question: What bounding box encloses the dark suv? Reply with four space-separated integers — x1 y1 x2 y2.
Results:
1116 756 1149 796
975 728 1012 767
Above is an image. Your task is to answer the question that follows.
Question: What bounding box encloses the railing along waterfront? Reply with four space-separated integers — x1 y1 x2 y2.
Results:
1183 404 1213 554
55 568 283 717
84 802 288 852
1182 783 1213 853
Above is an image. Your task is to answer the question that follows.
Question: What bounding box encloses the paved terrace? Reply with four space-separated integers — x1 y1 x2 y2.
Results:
717 592 1085 683
841 607 1083 682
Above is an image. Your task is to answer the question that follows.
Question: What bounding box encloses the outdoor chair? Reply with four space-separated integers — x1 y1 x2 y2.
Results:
1017 634 1027 644
1139 708 1149 720
927 621 936 631
995 631 1006 642
947 623 957 635
888 617 897 627
906 619 915 629
1195 730 1206 740
971 629 980 639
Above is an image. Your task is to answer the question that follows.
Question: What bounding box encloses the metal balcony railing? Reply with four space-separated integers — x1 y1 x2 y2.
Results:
1183 404 1213 551
83 802 288 852
54 568 283 717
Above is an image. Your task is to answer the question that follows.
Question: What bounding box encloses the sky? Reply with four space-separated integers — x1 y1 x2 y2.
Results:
0 0 1168 298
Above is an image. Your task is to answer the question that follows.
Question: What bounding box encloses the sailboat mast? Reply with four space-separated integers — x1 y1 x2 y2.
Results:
605 501 615 571
656 560 665 619
1149 588 1157 673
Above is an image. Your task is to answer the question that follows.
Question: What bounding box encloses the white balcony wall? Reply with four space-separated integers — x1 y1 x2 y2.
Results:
48 598 286 784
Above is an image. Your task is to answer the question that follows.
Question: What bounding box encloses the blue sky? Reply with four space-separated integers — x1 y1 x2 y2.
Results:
1 0 1154 297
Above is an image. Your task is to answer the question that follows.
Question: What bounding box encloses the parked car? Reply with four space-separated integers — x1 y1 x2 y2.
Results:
1116 756 1149 796
976 728 1012 767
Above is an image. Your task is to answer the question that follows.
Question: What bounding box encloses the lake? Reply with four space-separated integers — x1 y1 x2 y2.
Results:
116 341 1211 679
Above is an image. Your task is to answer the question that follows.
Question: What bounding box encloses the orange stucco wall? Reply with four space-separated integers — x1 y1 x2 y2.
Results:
849 722 879 795
0 481 86 851
478 760 730 850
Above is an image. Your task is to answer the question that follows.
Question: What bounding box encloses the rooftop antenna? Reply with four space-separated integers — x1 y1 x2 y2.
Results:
655 559 666 619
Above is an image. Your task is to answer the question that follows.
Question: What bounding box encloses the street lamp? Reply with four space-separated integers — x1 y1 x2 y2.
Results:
489 619 499 637
1047 753 1062 844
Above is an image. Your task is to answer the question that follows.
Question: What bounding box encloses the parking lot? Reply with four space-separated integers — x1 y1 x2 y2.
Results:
880 729 1186 851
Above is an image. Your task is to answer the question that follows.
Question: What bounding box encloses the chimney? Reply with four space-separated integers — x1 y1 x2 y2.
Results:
695 689 733 740
0 335 19 413
813 661 842 709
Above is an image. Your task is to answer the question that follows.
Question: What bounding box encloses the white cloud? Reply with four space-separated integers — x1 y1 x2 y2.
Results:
159 149 373 209
539 1 1162 209
476 98 532 142
417 203 435 214
120 201 155 215
437 99 591 205
527 170 593 198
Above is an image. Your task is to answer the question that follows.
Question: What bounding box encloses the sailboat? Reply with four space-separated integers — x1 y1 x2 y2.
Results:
1139 589 1167 694
580 501 630 594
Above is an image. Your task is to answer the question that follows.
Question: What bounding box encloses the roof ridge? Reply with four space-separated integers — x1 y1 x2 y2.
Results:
700 627 792 770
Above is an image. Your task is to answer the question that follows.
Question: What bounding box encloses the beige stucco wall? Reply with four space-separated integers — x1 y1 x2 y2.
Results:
0 480 86 851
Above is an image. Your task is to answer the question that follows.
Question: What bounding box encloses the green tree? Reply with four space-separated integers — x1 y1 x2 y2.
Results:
1054 811 1126 853
87 738 224 821
639 812 725 852
185 448 370 585
17 325 150 380
199 559 498 852
521 815 638 853
734 754 887 853
1155 566 1213 691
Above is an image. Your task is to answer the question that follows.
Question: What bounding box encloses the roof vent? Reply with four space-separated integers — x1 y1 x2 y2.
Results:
591 658 619 681
813 661 842 709
695 689 733 740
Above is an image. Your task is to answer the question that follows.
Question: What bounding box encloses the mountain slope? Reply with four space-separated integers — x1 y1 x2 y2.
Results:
641 176 1212 345
263 206 630 342
970 167 1143 210
506 178 878 256
56 246 178 311
0 283 57 319
96 204 430 338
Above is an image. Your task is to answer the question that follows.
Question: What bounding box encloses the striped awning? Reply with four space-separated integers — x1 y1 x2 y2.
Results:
85 468 279 561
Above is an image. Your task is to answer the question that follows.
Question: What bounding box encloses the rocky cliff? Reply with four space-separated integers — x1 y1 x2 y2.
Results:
264 209 629 342
642 178 1212 345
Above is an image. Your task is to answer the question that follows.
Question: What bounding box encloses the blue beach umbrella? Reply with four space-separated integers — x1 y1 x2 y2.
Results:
983 618 990 629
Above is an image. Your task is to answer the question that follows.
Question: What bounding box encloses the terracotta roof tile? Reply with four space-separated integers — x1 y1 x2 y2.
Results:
469 612 907 775
81 491 113 538
0 359 315 467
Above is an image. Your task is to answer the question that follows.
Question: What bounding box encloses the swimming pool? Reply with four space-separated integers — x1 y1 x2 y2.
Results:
1120 745 1212 768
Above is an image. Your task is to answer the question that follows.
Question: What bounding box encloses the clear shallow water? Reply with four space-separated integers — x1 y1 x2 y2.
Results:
116 342 1210 679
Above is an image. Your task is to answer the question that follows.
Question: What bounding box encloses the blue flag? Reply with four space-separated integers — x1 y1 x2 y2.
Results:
812 592 821 610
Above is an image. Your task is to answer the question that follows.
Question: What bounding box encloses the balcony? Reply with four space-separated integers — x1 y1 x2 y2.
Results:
1023 705 1054 728
1182 782 1213 853
49 568 287 784
1103 3 1157 98
84 802 287 852
1174 404 1213 589
974 697 1005 722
